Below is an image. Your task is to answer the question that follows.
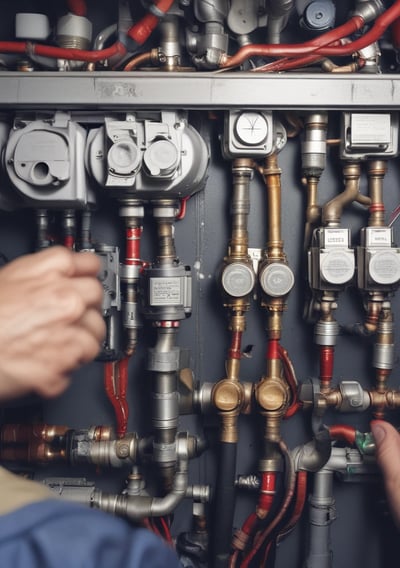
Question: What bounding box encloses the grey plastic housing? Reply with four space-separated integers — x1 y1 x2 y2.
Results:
86 111 209 200
4 112 95 208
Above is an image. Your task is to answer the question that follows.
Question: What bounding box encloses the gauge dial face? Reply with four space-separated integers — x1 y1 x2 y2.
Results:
234 112 268 146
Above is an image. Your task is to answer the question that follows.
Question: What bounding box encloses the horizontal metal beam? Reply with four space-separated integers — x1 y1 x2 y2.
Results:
0 71 400 110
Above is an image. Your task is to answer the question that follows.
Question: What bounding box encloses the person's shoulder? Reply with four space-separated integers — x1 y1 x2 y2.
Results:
0 499 181 568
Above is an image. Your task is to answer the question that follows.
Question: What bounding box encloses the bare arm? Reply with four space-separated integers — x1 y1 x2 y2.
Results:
0 246 105 400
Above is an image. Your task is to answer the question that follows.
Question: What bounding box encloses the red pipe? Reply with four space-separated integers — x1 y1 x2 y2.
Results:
63 235 75 250
0 40 126 62
104 359 130 438
222 15 365 67
317 1 400 57
319 346 334 391
267 338 280 360
67 0 87 17
258 472 277 514
224 2 400 69
329 424 356 445
125 227 142 266
228 331 242 360
128 0 174 46
0 0 174 62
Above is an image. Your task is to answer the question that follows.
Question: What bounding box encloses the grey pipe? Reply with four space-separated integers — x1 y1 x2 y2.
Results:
304 470 335 568
93 456 189 520
194 0 229 23
266 0 294 44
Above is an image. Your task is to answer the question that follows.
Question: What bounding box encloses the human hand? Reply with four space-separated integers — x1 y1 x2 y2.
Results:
371 420 400 529
0 246 105 400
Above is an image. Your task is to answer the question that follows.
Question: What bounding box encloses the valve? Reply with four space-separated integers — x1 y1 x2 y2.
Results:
308 227 355 290
357 226 400 292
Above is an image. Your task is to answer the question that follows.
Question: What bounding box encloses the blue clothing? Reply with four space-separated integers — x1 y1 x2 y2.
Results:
0 499 181 567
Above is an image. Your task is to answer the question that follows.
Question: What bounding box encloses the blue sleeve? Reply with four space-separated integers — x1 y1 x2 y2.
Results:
0 499 181 568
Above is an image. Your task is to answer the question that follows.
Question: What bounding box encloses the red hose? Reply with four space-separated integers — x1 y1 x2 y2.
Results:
128 0 174 45
329 424 356 445
67 0 87 17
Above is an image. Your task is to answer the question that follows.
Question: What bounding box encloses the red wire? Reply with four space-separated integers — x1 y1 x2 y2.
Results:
278 345 301 419
176 196 190 221
158 517 173 545
278 471 308 541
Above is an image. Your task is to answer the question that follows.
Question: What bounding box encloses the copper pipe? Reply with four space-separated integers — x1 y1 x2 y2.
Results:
0 423 69 444
123 48 159 71
262 154 284 261
303 176 321 250
365 295 385 334
367 160 387 227
157 220 176 261
322 162 364 226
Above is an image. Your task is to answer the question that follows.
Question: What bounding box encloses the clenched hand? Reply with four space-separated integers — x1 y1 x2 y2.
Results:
0 246 105 400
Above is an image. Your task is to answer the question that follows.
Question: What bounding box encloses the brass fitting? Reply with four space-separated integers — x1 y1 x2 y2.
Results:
370 389 400 411
255 378 289 415
213 380 244 413
212 379 245 443
367 159 387 227
255 358 289 418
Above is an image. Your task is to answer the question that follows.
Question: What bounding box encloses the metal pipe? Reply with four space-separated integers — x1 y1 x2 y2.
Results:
94 455 189 519
304 470 335 568
322 162 363 226
266 0 294 44
367 159 387 227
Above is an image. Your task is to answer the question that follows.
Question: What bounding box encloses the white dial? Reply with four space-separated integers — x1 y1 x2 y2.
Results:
235 112 268 146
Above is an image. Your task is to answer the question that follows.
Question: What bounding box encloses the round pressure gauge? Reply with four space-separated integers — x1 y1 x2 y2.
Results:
234 112 269 146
